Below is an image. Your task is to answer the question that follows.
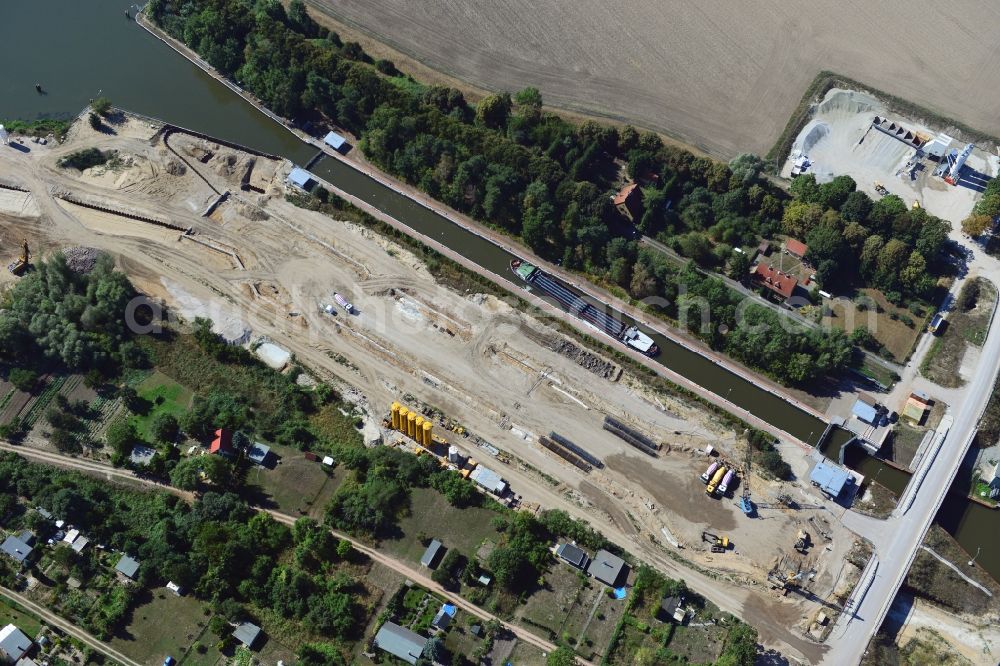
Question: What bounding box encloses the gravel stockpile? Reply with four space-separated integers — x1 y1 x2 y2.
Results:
62 246 105 274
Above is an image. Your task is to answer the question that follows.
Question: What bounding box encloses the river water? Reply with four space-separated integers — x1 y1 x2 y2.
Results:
3 0 995 581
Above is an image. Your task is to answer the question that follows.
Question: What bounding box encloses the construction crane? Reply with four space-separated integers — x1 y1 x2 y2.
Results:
7 239 30 276
740 439 754 517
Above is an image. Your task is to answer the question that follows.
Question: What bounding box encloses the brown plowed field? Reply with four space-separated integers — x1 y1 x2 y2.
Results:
304 0 1000 157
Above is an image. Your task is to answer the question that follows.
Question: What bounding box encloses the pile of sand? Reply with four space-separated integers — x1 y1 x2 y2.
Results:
165 159 186 176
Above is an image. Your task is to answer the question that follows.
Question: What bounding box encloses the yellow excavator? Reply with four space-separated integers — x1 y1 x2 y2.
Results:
7 239 30 276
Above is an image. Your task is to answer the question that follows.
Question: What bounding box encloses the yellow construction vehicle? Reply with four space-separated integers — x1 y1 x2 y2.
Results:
702 532 730 553
7 239 30 276
873 180 889 196
794 529 810 554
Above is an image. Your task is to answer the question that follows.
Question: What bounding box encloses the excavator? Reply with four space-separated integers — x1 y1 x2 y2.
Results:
768 559 816 595
7 239 30 276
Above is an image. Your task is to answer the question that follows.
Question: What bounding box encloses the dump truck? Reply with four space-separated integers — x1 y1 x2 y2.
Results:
706 466 727 496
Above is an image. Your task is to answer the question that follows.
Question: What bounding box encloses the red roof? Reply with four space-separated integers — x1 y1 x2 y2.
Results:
210 428 233 454
612 183 639 206
785 238 809 257
752 264 798 299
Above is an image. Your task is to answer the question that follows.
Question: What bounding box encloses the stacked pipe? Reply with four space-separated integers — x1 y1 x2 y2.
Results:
538 436 592 473
549 432 603 469
603 415 660 457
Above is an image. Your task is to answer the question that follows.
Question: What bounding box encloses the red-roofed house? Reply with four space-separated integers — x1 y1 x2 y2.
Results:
784 238 809 259
611 183 644 222
210 429 234 456
751 263 798 300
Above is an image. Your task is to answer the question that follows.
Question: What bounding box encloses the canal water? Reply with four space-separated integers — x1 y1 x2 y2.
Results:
4 0 996 580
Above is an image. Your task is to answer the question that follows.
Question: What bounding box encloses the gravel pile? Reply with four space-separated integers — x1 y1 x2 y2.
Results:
63 246 105 274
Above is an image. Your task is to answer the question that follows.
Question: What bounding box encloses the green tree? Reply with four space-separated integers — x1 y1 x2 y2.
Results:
150 413 180 444
789 173 820 203
170 456 202 490
546 645 577 666
475 93 511 129
92 97 112 116
9 368 39 393
105 419 138 459
88 113 102 131
781 201 823 238
962 214 992 237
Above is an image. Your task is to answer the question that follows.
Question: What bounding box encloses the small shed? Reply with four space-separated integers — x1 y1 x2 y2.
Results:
757 240 771 257
587 549 628 587
323 131 347 152
556 543 590 570
469 466 507 495
784 238 809 259
287 167 315 190
810 459 854 499
166 581 183 596
70 536 89 554
373 622 428 665
130 445 157 466
247 442 271 466
1 536 32 565
0 624 31 662
115 554 140 580
851 399 880 425
232 622 262 649
420 539 444 568
431 603 456 630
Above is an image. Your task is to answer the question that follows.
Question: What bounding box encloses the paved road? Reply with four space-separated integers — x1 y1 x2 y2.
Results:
0 444 573 664
821 241 1000 665
0 586 142 666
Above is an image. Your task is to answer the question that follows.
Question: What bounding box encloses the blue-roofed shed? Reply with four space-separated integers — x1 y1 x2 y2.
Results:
810 459 854 498
287 167 314 190
323 131 347 151
851 399 879 425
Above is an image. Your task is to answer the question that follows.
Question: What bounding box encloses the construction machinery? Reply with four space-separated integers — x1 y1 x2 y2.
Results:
7 239 30 276
740 440 754 516
702 532 730 553
794 529 810 554
767 560 815 595
700 460 720 484
873 180 889 196
706 466 727 496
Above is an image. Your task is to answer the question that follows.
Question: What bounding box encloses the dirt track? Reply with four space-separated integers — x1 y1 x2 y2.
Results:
0 116 857 662
304 0 1000 157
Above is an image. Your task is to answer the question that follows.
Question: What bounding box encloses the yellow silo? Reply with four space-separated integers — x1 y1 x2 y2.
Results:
407 411 417 438
397 407 409 433
415 416 425 444
423 421 433 445
390 402 401 430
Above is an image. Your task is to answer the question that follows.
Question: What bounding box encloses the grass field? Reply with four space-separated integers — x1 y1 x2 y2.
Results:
244 443 345 517
0 597 43 638
109 591 222 666
920 278 996 388
303 0 1000 158
825 289 928 363
129 371 194 441
515 565 626 661
380 487 504 565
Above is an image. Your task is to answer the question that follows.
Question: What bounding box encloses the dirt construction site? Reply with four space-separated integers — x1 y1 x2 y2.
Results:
0 115 869 662
781 89 1000 224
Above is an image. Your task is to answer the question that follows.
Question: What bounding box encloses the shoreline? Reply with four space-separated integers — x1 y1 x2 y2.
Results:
134 9 827 446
